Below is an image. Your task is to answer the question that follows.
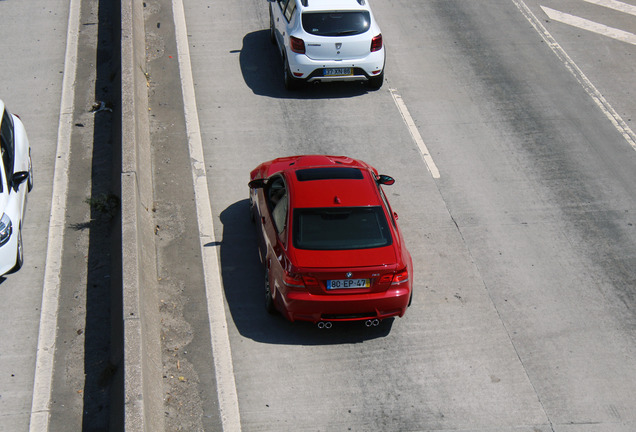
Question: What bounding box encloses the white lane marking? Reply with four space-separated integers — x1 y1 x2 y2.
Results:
541 6 636 45
172 0 242 430
512 0 636 151
389 88 441 179
582 0 636 16
29 0 81 430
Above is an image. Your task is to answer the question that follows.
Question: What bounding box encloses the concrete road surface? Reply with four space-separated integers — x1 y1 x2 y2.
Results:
137 0 636 430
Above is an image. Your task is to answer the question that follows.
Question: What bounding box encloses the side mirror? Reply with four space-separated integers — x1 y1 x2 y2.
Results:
377 174 395 186
12 171 29 191
248 178 266 189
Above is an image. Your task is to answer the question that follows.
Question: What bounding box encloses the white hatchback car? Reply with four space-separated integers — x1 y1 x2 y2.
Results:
268 0 386 90
0 100 33 275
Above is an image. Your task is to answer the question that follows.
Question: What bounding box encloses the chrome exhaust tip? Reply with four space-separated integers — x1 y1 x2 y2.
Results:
365 319 380 327
317 321 332 329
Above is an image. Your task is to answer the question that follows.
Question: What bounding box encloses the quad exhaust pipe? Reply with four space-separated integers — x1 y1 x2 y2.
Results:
317 319 380 328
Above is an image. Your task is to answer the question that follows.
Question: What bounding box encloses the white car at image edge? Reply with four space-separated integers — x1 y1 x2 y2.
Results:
269 0 386 90
0 99 33 276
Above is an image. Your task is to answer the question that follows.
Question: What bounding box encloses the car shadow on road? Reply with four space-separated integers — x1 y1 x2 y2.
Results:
239 30 372 100
218 199 393 345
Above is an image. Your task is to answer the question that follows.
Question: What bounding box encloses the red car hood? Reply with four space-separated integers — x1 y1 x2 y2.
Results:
291 245 398 270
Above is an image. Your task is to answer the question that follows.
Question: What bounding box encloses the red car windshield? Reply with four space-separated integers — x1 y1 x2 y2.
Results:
293 206 392 250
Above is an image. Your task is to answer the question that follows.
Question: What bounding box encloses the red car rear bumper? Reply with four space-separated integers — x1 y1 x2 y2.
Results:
278 287 410 323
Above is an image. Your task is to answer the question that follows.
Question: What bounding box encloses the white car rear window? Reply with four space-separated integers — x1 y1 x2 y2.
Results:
302 11 370 36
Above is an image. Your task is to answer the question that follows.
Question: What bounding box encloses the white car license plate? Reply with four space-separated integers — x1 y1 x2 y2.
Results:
324 68 352 76
327 278 370 289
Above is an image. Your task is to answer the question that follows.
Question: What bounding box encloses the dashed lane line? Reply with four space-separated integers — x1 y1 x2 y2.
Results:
390 88 441 179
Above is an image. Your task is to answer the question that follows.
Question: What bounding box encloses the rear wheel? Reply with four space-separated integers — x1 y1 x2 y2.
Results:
283 57 300 91
269 7 276 44
265 271 277 314
367 70 384 90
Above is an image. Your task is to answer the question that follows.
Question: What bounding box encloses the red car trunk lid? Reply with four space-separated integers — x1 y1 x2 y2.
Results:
291 246 399 294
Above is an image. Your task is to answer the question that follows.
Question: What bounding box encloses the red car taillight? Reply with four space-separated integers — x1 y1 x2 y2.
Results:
283 272 305 289
290 36 306 54
283 272 318 290
370 34 383 52
391 268 409 286
379 268 409 286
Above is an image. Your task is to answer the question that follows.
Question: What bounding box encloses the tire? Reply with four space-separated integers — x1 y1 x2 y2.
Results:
269 7 276 45
27 154 33 192
283 57 300 91
10 228 23 273
265 271 277 314
367 70 384 90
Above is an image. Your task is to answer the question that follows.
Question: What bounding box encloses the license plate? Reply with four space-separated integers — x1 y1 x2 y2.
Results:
324 68 352 76
327 278 370 289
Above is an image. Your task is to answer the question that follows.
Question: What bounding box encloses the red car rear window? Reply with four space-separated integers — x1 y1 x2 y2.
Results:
293 206 392 250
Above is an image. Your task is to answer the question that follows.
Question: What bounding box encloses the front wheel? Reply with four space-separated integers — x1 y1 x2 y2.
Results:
249 196 256 223
10 228 23 273
27 153 33 192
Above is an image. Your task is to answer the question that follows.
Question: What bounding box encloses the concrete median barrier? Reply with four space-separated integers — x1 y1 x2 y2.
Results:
121 0 163 430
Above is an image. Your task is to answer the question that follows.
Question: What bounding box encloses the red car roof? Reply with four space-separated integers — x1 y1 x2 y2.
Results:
290 170 381 208
252 155 383 208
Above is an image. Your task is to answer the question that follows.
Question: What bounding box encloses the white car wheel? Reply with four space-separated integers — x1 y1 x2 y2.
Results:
11 228 23 273
27 153 33 192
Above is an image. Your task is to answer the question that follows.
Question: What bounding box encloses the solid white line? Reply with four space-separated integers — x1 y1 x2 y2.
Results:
29 0 81 430
582 0 636 16
389 88 441 179
512 0 636 151
172 0 242 431
542 6 636 45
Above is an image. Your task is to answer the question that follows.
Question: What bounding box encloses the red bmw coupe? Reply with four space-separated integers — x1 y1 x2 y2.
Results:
248 155 413 327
